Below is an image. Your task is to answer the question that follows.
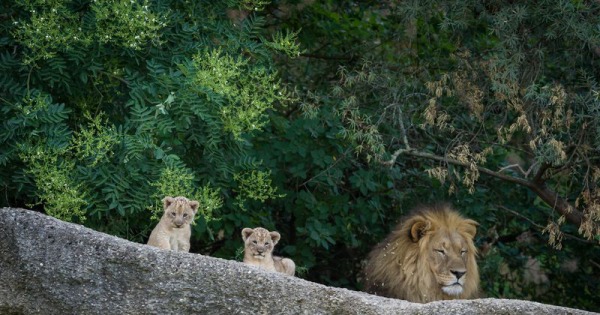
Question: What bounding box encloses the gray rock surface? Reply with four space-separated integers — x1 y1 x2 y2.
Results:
0 207 595 314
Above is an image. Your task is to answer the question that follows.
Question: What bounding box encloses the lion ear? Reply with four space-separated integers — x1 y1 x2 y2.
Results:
409 219 431 242
462 219 478 239
242 228 254 242
162 196 175 209
188 200 199 213
270 231 281 245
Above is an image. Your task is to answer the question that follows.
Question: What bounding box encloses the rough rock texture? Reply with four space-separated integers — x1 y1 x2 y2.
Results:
0 208 595 315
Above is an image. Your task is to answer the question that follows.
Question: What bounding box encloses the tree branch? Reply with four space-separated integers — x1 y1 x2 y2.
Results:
532 163 550 184
386 148 585 226
386 148 532 187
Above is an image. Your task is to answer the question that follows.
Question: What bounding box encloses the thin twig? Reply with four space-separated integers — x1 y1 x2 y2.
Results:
300 148 351 188
26 66 34 98
396 106 410 150
100 71 130 86
300 53 353 61
497 161 539 178
498 164 528 176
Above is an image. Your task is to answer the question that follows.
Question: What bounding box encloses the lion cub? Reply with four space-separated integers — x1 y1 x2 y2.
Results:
147 196 199 252
242 227 295 276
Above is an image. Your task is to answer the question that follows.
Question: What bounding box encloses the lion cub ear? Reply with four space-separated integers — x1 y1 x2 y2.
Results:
188 200 199 213
409 219 431 242
242 228 254 242
462 219 478 239
162 196 175 209
269 231 281 245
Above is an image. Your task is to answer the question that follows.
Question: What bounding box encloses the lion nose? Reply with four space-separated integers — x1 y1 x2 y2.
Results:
451 270 466 279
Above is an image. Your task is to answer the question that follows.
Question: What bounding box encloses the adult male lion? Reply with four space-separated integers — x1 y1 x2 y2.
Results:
363 204 480 303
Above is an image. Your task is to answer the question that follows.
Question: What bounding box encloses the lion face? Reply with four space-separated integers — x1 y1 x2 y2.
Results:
426 230 472 297
162 196 199 229
242 227 281 260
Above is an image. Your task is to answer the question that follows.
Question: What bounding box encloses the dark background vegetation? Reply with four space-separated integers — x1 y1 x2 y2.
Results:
1 0 599 310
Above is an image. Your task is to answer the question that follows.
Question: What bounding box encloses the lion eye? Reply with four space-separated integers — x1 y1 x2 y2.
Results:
461 249 467 255
435 249 445 255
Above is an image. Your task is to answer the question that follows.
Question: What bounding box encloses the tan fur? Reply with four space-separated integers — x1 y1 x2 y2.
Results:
363 204 480 303
147 196 199 252
242 227 295 276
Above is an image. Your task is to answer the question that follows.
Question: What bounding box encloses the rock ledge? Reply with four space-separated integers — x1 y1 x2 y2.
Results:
0 208 594 314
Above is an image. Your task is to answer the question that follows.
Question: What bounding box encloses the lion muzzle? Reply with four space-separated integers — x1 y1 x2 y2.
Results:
441 270 467 296
441 283 464 296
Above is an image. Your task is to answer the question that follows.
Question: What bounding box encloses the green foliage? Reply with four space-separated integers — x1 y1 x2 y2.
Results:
148 166 222 222
184 48 292 139
92 0 165 49
72 113 118 167
14 0 165 63
0 0 298 242
263 29 303 58
238 0 271 12
13 0 90 63
233 170 284 210
21 146 87 222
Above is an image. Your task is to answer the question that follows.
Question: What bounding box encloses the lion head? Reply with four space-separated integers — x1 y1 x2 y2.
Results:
363 204 479 303
242 227 281 260
162 196 199 229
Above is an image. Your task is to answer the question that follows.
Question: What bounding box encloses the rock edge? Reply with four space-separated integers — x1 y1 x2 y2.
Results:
0 208 595 315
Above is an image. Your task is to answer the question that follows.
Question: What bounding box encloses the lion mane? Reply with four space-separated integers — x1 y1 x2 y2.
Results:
363 204 480 303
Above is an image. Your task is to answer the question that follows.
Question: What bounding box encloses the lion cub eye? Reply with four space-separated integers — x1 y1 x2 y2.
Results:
170 212 176 216
252 240 257 244
182 213 188 218
264 242 270 246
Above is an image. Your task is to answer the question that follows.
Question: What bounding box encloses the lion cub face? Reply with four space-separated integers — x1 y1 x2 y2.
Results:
242 227 280 260
162 196 199 228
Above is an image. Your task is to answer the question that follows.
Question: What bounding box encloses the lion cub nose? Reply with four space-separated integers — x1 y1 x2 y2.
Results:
451 270 466 279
